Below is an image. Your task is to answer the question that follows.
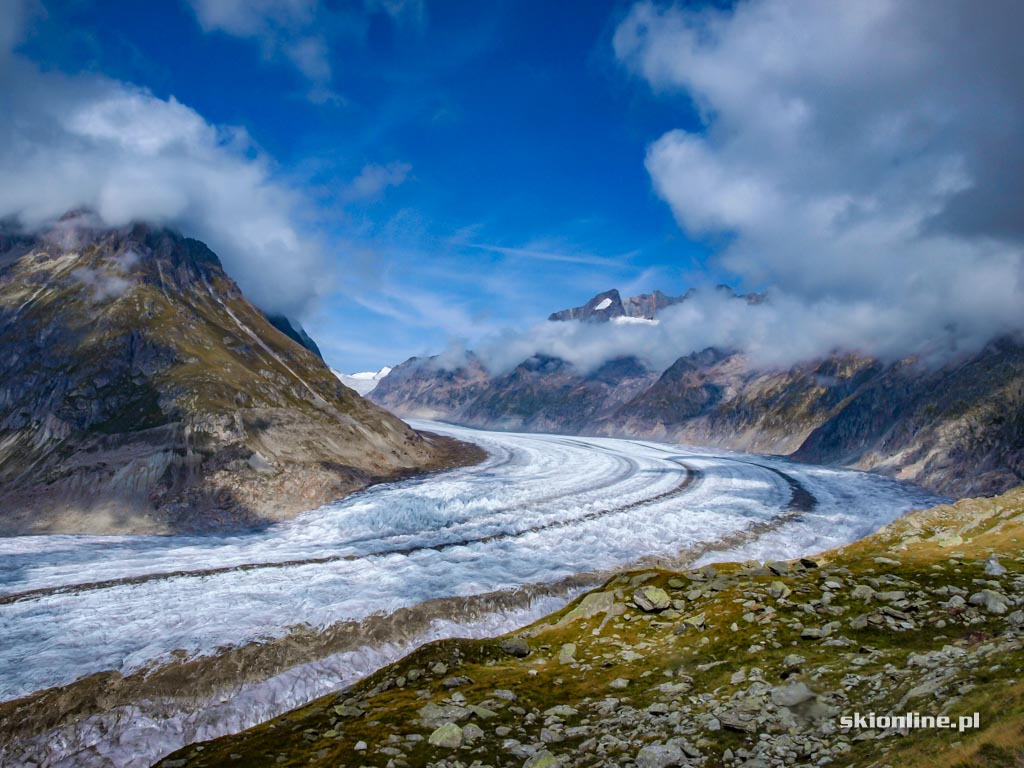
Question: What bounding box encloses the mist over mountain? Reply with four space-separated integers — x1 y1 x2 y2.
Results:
371 288 1024 498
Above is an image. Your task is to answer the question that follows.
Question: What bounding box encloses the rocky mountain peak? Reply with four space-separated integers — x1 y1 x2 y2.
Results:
548 287 691 323
0 218 467 534
548 288 626 322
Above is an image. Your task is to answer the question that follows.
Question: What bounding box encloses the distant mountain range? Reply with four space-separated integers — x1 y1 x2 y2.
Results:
0 217 467 534
371 288 1024 498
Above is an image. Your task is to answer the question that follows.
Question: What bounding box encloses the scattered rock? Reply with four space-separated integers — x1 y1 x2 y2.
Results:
428 722 463 749
558 643 577 664
524 750 559 768
771 681 817 708
634 585 672 612
500 636 532 657
985 556 1007 576
636 742 687 768
768 581 792 599
970 589 1009 614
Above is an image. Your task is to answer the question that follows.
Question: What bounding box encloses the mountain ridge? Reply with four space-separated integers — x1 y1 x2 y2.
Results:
371 289 1024 497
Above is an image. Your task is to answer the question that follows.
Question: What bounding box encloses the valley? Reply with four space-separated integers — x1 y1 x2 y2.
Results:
0 421 941 767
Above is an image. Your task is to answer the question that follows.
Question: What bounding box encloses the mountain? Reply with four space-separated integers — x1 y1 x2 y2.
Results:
331 366 392 396
370 289 1024 497
158 485 1024 768
547 288 686 322
0 217 477 534
264 314 323 360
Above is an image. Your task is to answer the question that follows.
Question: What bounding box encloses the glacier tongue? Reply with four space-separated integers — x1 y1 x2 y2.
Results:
0 420 944 766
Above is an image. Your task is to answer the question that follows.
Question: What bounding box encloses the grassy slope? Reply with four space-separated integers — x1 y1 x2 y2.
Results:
156 488 1024 768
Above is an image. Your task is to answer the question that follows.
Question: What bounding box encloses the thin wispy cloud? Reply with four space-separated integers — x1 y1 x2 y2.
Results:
460 241 634 268
342 162 412 203
186 0 335 97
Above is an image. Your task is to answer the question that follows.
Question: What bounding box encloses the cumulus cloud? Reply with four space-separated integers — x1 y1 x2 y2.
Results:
343 162 412 202
593 0 1024 370
0 9 325 317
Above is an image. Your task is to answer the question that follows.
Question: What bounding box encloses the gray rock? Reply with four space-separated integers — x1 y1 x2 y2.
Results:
969 589 1009 614
419 702 471 727
558 643 577 664
634 585 672 612
635 743 687 768
768 581 792 600
428 722 463 748
523 750 559 768
500 636 532 657
543 705 578 719
771 681 817 708
985 556 1007 576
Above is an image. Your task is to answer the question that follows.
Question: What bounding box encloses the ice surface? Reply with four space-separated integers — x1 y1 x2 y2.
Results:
0 421 944 765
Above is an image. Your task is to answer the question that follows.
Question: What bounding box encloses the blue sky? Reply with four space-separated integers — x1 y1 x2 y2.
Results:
4 1 1023 373
12 0 720 370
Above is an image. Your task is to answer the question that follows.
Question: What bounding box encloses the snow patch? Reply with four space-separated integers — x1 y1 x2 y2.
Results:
332 366 392 396
594 297 613 310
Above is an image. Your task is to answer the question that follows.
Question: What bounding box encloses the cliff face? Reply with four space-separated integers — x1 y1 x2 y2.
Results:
793 338 1024 497
370 291 1024 498
0 218 468 534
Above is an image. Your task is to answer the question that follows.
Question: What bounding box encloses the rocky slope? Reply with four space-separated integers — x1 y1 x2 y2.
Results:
156 486 1024 768
0 216 478 534
370 290 1024 498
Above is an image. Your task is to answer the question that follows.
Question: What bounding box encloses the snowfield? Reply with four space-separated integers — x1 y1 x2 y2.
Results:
0 421 943 766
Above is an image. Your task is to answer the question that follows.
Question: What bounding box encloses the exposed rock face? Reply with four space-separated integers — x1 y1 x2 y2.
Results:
793 337 1024 497
548 288 687 322
0 219 470 534
371 353 494 420
371 289 1024 497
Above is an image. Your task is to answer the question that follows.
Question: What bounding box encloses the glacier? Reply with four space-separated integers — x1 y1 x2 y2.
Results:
0 421 944 766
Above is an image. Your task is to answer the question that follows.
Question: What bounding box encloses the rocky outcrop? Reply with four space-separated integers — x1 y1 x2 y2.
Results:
0 218 477 534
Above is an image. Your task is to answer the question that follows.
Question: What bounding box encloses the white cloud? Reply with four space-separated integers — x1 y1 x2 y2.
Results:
0 17 325 317
343 162 412 202
188 0 317 37
603 0 1024 367
187 0 331 91
185 0 427 96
